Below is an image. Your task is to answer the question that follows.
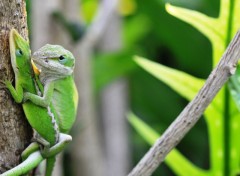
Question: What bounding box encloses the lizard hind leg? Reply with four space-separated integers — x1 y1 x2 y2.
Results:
21 142 40 161
32 130 51 158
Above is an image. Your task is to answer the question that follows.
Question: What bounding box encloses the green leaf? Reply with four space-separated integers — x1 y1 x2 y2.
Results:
93 52 137 91
165 3 226 67
81 0 98 23
165 3 224 40
123 15 151 48
165 1 240 174
127 112 209 176
231 1 240 38
129 1 240 175
134 56 204 101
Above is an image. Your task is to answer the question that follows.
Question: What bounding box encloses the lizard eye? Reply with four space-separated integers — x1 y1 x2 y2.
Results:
59 55 65 60
59 55 67 64
16 49 23 57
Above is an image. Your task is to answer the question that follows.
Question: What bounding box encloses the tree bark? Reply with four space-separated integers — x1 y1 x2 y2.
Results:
98 13 130 176
0 0 32 174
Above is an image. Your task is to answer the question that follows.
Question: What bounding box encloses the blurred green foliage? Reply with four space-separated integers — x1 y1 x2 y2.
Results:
91 0 219 175
128 112 208 176
127 0 240 175
81 0 98 23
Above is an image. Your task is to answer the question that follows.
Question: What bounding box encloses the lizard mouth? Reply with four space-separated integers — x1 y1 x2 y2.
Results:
31 59 41 75
31 56 73 77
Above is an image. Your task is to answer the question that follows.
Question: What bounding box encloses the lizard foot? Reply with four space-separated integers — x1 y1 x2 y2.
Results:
32 131 51 158
0 80 12 89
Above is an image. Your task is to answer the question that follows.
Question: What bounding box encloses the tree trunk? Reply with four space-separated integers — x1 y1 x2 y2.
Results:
0 0 32 174
98 13 130 176
58 0 106 175
70 0 120 175
31 0 61 50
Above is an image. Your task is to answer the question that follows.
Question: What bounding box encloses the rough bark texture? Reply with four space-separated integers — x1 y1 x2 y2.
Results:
0 0 32 174
128 30 240 176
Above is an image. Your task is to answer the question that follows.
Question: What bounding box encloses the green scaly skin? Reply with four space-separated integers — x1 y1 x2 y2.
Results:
5 29 58 147
25 44 78 134
22 44 78 176
4 29 57 176
27 45 78 176
2 29 72 176
2 134 72 176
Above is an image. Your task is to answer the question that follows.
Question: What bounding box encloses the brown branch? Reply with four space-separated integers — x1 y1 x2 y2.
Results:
0 0 32 173
78 0 119 48
128 31 240 176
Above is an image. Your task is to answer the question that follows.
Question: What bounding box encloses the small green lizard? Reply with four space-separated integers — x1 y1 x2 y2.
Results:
2 29 72 176
22 40 79 175
25 44 78 134
23 44 79 175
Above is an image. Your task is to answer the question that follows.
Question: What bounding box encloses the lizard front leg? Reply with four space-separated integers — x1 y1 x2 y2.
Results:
4 80 23 103
23 81 54 107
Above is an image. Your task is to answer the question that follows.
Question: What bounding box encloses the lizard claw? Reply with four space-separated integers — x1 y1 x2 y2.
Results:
32 131 50 158
40 146 51 158
32 132 52 158
23 92 29 103
0 80 12 89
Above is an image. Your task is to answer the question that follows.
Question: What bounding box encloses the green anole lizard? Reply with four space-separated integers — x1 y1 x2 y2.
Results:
22 44 78 175
25 44 78 134
23 44 79 175
21 40 78 175
2 29 72 176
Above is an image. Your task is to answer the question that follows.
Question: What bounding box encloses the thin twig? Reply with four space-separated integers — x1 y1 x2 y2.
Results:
79 0 119 48
128 31 240 176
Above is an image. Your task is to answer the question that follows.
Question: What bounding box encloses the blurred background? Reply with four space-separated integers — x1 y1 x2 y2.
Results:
26 0 219 175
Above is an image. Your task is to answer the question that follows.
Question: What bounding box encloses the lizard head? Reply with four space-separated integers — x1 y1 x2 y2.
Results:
9 29 31 75
31 44 75 81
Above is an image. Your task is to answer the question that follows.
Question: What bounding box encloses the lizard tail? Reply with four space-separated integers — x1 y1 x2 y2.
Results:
45 156 56 176
1 151 43 176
